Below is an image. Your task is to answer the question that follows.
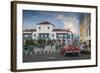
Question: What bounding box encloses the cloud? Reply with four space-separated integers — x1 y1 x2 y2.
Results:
57 14 80 34
58 14 65 20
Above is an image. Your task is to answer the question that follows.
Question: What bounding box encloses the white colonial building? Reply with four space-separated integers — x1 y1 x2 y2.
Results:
23 21 73 44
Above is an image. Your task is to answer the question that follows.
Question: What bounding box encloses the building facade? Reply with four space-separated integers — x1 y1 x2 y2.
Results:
23 21 73 45
80 14 91 49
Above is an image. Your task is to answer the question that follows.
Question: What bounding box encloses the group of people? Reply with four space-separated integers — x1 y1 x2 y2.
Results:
80 42 87 51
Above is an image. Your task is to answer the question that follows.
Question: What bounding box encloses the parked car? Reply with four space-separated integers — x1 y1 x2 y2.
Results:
60 44 80 56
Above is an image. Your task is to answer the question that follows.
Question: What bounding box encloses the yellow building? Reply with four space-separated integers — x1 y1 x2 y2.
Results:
80 20 85 43
80 14 91 50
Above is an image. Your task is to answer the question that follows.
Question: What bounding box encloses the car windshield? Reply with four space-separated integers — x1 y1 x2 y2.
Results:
66 40 79 46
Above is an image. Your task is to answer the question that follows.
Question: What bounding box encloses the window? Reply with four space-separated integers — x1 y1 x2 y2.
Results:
67 34 70 39
52 34 54 37
39 34 41 37
24 35 28 38
48 27 50 29
40 34 43 37
39 27 41 29
47 34 49 37
34 34 36 37
64 34 67 38
71 34 73 39
63 35 65 38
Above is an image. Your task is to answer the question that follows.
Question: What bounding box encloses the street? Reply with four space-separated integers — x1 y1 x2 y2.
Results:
23 53 91 62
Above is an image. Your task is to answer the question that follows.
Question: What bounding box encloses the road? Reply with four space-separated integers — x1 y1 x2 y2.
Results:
23 53 91 62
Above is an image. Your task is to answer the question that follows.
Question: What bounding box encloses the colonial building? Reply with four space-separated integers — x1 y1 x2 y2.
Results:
23 21 73 45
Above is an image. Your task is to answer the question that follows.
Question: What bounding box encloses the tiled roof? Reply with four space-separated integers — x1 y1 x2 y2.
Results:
53 29 71 32
23 28 71 32
37 21 55 26
23 29 36 32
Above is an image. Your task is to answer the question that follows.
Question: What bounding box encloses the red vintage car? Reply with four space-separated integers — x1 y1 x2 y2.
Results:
60 44 80 56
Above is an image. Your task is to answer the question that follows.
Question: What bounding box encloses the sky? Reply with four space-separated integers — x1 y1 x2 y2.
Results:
23 10 90 35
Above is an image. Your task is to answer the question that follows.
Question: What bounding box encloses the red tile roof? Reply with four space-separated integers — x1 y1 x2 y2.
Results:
37 21 55 26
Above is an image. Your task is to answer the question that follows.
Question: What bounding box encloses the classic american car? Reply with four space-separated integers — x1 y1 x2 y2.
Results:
60 43 80 56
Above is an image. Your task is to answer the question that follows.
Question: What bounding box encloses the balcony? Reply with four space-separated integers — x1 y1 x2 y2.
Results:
38 36 50 39
56 36 68 39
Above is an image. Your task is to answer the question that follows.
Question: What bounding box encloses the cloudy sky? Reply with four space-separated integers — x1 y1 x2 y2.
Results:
23 10 89 35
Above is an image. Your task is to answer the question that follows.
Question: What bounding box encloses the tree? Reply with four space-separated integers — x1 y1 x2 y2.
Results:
47 39 51 45
57 39 61 46
37 39 42 46
37 39 46 49
62 39 65 46
32 39 37 45
51 39 56 49
41 39 46 49
52 39 56 45
24 39 34 53
25 39 34 46
42 39 46 45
